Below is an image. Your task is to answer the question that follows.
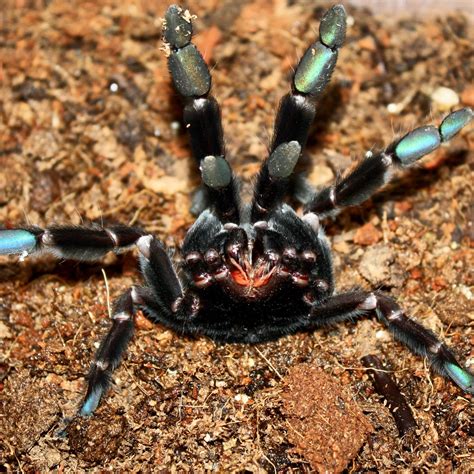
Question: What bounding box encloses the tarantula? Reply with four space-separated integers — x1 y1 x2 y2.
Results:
1 4 473 417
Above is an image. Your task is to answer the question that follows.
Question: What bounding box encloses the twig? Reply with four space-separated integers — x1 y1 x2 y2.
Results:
361 354 417 436
254 347 283 379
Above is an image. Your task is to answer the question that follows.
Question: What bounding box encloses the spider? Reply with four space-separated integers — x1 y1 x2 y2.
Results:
1 4 473 418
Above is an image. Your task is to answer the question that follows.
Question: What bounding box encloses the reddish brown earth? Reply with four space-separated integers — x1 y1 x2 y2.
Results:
0 0 473 471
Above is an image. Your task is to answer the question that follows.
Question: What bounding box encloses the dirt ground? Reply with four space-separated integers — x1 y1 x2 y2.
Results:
0 0 473 472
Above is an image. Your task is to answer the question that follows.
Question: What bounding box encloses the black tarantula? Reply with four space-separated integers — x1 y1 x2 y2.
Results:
1 5 473 417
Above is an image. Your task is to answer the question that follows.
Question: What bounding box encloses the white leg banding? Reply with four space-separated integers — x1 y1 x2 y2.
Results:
136 235 153 259
131 286 144 305
358 293 377 310
329 187 337 206
429 342 442 354
302 213 320 232
387 308 403 321
41 231 54 246
381 153 392 167
113 311 131 322
105 229 120 247
94 360 109 370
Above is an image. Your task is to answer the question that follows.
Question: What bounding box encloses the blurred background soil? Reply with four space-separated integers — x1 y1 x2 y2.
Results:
0 0 473 471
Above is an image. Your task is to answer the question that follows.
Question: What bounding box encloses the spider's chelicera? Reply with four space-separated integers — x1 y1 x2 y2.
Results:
1 5 473 417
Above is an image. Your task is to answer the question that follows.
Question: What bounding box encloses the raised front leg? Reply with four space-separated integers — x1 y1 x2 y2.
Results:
251 5 347 222
163 6 240 223
305 108 473 218
307 290 474 394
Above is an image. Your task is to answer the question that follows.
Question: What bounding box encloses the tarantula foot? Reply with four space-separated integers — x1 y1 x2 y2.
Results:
164 5 210 98
267 141 301 179
163 5 193 49
439 107 473 141
319 4 347 49
0 228 39 255
445 362 474 394
392 107 473 166
200 155 232 189
294 5 346 96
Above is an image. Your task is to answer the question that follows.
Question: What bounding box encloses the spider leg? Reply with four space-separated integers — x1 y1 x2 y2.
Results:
164 6 240 223
268 206 334 294
305 108 473 217
81 235 188 415
137 235 182 308
307 290 474 394
0 224 144 260
80 289 136 416
250 5 346 222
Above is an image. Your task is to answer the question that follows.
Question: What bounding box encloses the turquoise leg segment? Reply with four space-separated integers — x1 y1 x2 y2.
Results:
294 42 337 96
79 390 102 416
268 141 301 179
0 229 37 255
445 362 474 394
394 125 441 166
293 4 346 97
168 44 211 98
164 5 211 99
440 107 473 142
163 5 193 49
393 108 472 167
319 4 346 49
201 155 232 189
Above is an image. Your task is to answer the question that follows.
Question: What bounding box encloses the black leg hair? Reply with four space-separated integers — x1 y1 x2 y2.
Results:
137 235 183 308
81 234 188 415
163 6 240 223
0 224 144 260
250 5 347 222
182 209 224 255
305 108 473 218
308 290 474 393
268 206 335 295
80 289 136 416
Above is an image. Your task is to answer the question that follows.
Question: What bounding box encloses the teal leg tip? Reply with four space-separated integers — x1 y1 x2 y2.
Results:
0 229 37 255
79 390 102 416
164 5 193 49
201 155 232 189
294 41 337 96
440 107 473 142
445 362 474 394
319 4 347 49
268 141 301 179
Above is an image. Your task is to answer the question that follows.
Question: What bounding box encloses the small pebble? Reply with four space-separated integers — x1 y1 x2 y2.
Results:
234 393 250 404
455 284 473 301
387 102 399 114
375 329 390 341
170 121 181 135
431 87 459 111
